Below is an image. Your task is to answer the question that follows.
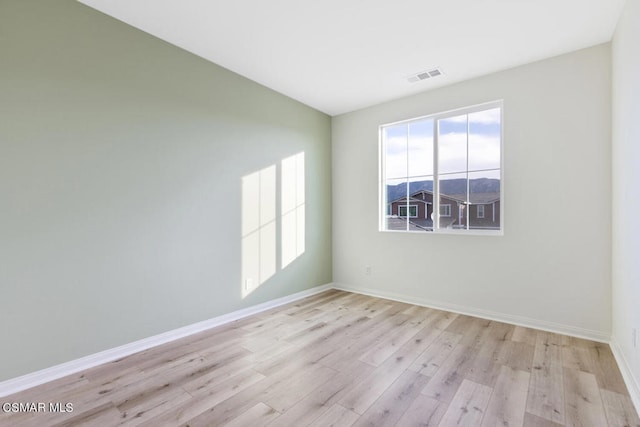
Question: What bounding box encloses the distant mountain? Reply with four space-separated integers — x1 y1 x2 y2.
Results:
387 178 500 202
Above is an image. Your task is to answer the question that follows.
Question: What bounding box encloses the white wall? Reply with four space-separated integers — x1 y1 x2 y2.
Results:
612 0 640 406
332 44 612 340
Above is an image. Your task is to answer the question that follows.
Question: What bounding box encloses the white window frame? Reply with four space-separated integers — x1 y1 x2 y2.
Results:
379 100 504 236
440 204 451 217
477 204 485 219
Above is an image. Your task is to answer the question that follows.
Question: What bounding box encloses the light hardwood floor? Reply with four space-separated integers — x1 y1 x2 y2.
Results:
1 290 639 426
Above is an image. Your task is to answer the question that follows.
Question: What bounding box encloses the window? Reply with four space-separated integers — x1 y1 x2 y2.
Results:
380 101 502 234
399 205 418 218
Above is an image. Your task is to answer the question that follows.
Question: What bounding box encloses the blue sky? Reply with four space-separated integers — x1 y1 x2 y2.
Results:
383 107 501 182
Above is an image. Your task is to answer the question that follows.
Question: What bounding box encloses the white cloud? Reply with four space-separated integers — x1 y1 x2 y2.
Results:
384 136 407 179
470 108 501 125
384 132 499 181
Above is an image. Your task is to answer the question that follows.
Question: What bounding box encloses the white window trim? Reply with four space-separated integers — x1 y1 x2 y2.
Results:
379 100 504 236
477 204 485 219
440 204 451 217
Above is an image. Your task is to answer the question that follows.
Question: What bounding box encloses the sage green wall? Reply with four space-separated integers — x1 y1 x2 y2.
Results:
0 0 331 381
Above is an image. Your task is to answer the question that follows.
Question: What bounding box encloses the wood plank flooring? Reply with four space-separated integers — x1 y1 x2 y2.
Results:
1 290 638 426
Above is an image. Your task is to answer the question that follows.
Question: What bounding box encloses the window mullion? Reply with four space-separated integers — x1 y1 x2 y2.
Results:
379 127 384 231
434 119 439 231
405 123 409 231
466 114 470 230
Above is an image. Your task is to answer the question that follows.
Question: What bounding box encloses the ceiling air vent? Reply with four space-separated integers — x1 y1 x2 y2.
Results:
407 67 444 83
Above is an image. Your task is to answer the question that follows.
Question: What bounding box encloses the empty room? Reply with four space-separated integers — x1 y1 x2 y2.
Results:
1 0 639 426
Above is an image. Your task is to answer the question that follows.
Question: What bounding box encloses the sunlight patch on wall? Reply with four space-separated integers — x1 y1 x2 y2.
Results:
241 165 276 297
241 152 306 298
281 152 305 269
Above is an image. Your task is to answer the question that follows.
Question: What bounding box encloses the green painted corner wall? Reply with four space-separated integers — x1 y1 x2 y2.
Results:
0 0 332 381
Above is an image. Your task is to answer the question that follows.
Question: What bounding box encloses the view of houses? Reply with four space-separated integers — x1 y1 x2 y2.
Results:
387 189 500 231
385 178 501 231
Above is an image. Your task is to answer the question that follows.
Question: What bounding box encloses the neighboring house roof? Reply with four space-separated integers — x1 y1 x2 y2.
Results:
439 217 458 228
387 216 460 231
389 190 499 205
446 192 500 204
389 196 431 205
407 189 466 204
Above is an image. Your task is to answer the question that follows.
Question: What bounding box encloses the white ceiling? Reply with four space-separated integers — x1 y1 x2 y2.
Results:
78 0 626 116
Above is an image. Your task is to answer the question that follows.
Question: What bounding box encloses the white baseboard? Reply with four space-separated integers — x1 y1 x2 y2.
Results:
610 337 640 416
1 281 621 400
333 283 611 343
0 283 333 398
340 283 640 415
